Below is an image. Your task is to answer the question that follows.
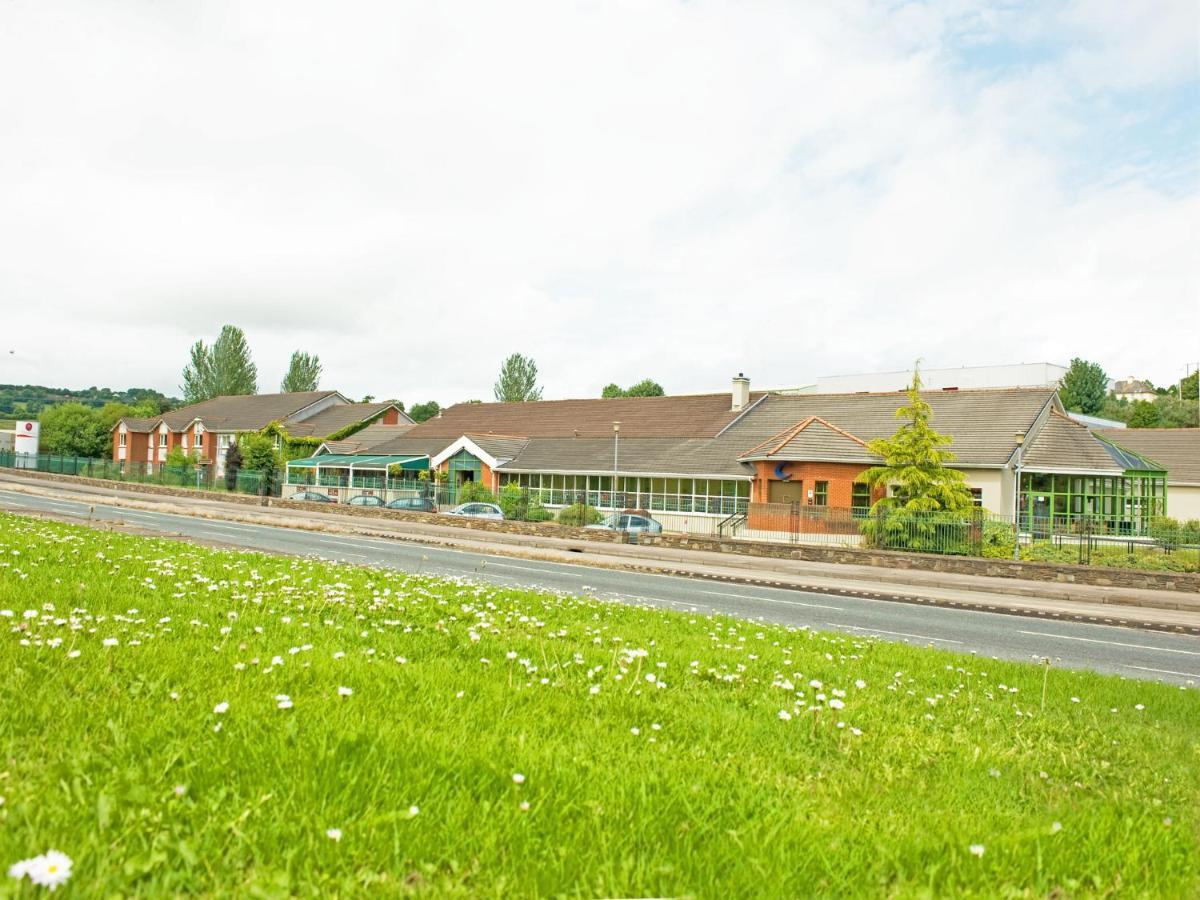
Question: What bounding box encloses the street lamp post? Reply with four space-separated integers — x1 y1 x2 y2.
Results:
612 422 620 519
1013 431 1025 561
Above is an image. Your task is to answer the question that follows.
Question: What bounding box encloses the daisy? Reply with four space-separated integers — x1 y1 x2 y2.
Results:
408 805 420 817
28 850 73 891
969 844 985 858
512 773 526 784
213 701 229 714
337 686 353 697
326 828 343 842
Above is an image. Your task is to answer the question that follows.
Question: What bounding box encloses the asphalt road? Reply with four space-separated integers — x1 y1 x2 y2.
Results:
2 487 1198 687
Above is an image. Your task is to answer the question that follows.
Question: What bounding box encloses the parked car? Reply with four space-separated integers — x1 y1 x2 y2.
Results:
291 491 334 503
587 511 663 534
446 502 505 521
348 495 385 507
386 497 438 513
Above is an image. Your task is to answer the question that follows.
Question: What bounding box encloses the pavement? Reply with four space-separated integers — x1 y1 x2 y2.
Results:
1 472 1198 686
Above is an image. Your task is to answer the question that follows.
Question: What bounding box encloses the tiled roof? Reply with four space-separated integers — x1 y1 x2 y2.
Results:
284 402 402 437
352 435 461 459
463 434 530 462
500 437 754 478
739 417 879 463
1096 428 1200 485
721 388 1056 466
159 391 342 432
406 392 766 440
321 422 416 455
118 417 161 433
1021 411 1126 473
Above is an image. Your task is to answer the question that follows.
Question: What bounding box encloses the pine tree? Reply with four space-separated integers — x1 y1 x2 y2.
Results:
280 351 321 393
493 353 543 402
859 366 974 513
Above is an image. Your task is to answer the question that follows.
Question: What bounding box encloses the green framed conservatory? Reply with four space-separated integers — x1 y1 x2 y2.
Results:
1017 469 1166 536
286 453 429 490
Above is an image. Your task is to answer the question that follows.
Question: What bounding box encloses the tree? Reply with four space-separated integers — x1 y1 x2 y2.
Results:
181 325 258 403
409 401 441 423
1154 396 1199 428
1058 358 1108 415
858 367 975 513
280 351 321 393
38 403 108 457
1176 370 1197 401
494 353 543 402
224 440 243 491
238 432 280 495
1128 400 1162 428
601 379 665 398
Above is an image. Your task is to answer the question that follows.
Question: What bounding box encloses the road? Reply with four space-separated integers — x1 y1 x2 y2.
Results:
1 486 1198 686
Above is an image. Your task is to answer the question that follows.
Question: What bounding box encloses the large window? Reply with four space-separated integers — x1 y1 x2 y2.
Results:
499 473 750 514
851 482 870 518
813 481 828 506
1018 471 1166 535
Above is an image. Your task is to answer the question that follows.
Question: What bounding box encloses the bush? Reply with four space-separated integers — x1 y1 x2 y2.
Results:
524 499 553 522
499 483 529 521
1149 516 1200 550
456 480 495 505
558 503 603 527
859 507 979 555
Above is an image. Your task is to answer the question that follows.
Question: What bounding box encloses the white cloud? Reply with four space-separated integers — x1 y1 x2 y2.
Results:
0 0 1195 403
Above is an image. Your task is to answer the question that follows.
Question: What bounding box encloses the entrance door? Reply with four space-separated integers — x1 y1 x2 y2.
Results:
768 480 805 504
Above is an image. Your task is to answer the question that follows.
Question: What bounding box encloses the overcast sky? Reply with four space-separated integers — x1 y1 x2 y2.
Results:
1 1 1197 405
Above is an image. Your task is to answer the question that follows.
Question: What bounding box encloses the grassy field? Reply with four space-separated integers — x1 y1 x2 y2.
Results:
1 512 1197 897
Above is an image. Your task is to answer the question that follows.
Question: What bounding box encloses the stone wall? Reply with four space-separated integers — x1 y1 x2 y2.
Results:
637 533 1200 594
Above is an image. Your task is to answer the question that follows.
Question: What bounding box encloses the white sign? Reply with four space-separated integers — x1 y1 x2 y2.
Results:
14 420 39 468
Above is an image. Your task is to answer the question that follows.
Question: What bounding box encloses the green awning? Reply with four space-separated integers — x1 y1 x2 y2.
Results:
286 454 428 471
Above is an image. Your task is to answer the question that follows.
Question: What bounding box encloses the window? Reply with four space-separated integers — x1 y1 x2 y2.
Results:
969 488 983 507
851 482 870 517
195 430 203 447
119 433 126 447
159 432 168 447
813 481 828 506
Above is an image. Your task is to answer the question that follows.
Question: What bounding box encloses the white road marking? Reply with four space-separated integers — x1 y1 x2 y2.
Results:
1123 664 1200 679
693 589 842 611
828 623 964 644
1018 630 1200 656
484 562 584 577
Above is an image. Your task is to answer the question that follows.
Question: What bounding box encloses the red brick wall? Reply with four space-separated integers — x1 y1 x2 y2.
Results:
382 408 399 425
751 461 883 506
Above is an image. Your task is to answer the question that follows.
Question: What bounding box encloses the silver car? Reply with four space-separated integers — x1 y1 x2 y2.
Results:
447 502 505 521
587 512 663 534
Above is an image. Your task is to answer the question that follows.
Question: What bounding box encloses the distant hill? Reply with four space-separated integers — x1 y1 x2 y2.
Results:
0 384 179 418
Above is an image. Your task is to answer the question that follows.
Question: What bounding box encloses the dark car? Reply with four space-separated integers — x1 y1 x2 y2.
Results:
291 491 334 503
348 495 385 507
386 497 438 513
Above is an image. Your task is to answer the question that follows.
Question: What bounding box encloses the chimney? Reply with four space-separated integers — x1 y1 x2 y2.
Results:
732 373 750 411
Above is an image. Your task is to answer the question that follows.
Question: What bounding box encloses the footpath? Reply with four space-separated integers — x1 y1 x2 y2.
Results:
1 470 1198 635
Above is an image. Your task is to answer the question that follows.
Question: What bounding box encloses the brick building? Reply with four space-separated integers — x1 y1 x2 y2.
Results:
113 391 410 475
289 376 1170 536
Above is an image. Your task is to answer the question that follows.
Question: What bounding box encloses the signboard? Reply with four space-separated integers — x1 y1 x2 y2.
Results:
14 420 39 469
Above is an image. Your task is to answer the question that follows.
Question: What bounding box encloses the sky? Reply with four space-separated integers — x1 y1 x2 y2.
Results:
0 0 1197 406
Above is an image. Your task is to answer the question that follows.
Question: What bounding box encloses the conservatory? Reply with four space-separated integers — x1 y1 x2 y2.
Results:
284 453 429 497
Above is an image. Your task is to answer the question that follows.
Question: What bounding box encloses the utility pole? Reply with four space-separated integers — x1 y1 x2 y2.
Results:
1013 431 1025 561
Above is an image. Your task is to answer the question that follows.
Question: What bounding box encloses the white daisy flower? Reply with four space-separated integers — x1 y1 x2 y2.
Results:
337 686 353 697
28 850 73 891
969 844 985 858
326 828 343 841
512 773 525 784
213 701 229 714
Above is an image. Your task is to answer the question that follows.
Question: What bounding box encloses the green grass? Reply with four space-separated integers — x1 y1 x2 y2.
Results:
1 512 1197 898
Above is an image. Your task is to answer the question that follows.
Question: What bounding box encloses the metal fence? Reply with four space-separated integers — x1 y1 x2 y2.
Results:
0 450 281 497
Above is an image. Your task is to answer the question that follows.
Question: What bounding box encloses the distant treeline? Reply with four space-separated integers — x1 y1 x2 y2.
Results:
0 384 178 419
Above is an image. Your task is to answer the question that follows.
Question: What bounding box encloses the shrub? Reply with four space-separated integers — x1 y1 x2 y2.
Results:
456 480 496 505
859 508 979 555
558 503 603 527
525 498 553 522
499 483 529 521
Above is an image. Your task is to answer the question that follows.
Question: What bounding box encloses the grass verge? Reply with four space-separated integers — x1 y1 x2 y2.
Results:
1 511 1198 897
